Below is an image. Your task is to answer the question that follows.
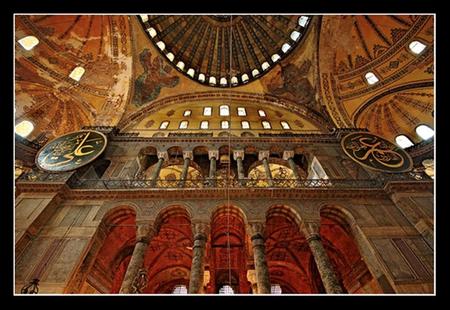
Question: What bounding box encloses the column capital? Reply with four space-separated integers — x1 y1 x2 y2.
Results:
300 221 321 240
208 150 219 160
283 150 295 161
157 151 168 161
258 150 270 161
192 221 210 239
136 221 156 242
247 221 266 239
183 151 193 160
233 150 245 161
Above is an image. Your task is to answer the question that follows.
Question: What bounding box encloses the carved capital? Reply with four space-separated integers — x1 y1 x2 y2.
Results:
208 150 219 160
192 221 210 239
301 221 321 240
233 150 245 161
183 151 193 160
283 150 295 161
136 221 156 241
247 221 265 239
157 151 168 161
258 150 270 161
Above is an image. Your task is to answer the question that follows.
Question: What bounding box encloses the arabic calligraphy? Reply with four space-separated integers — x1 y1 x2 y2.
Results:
341 132 412 173
36 130 107 172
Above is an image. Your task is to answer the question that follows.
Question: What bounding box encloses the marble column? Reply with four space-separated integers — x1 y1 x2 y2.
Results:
233 150 245 186
150 152 167 187
259 151 274 187
248 222 271 294
179 151 192 188
188 222 210 294
302 222 344 294
119 222 155 294
283 150 300 180
208 150 218 187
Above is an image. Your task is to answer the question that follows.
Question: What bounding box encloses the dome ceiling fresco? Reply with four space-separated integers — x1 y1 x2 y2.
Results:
138 15 311 87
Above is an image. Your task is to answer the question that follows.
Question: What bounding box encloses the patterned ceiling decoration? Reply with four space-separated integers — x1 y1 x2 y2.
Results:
138 15 312 87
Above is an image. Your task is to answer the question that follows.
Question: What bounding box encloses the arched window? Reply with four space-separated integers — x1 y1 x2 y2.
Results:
219 285 234 294
416 124 434 140
159 121 169 129
15 120 34 138
187 68 195 77
409 41 427 54
183 110 192 117
200 120 209 129
220 105 230 116
221 120 229 129
139 15 149 22
198 73 206 82
271 284 282 294
69 66 85 82
241 120 250 129
271 53 281 62
156 41 166 51
281 43 291 53
176 61 185 71
18 36 39 51
290 30 301 41
220 77 227 86
203 107 212 116
172 285 187 294
280 121 290 130
179 120 189 129
237 107 246 116
261 62 270 71
395 135 414 148
241 74 249 83
258 109 266 117
231 76 238 85
365 72 379 85
262 121 271 129
147 27 157 38
252 69 260 77
209 76 217 85
166 52 175 62
298 16 309 27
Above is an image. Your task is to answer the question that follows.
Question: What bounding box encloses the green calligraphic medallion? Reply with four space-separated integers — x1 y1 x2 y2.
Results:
341 132 413 173
36 130 107 172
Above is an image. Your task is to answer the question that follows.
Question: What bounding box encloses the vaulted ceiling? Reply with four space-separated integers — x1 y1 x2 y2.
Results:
14 14 434 146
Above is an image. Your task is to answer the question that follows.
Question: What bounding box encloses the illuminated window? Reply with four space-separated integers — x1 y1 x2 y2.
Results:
271 53 281 62
69 66 85 82
179 120 189 129
291 30 301 41
258 109 266 117
231 76 238 85
183 110 192 117
416 124 434 140
271 284 282 294
365 72 379 85
159 121 169 129
241 74 249 83
18 36 39 51
409 41 427 54
262 121 271 129
200 120 209 129
395 135 414 148
209 76 217 85
156 41 166 51
166 52 175 62
187 68 195 77
280 121 290 129
221 120 229 129
172 285 187 294
261 61 270 71
220 105 230 116
203 107 212 116
198 73 206 82
298 16 309 27
176 61 185 71
15 120 34 138
237 107 247 116
219 285 234 294
281 43 291 53
241 120 250 129
220 77 227 86
147 27 157 38
252 69 260 77
139 15 149 22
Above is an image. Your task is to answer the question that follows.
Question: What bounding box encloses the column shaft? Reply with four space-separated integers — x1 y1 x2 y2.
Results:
119 238 149 293
287 157 300 180
236 156 245 185
251 234 271 294
262 158 274 187
150 157 164 187
179 157 191 187
209 157 216 187
188 234 207 294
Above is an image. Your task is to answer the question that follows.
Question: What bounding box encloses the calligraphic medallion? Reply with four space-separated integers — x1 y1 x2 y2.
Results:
341 132 412 173
36 130 107 172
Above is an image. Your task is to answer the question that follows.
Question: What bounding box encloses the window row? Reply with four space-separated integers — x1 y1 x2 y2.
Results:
395 125 434 149
171 284 282 294
159 120 291 130
183 106 268 117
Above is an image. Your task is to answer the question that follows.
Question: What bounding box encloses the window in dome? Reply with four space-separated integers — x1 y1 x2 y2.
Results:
416 124 434 140
280 121 290 129
241 74 249 83
18 36 39 51
231 76 238 85
290 30 301 41
365 72 379 85
166 52 175 62
172 285 187 294
298 16 309 27
281 43 291 53
183 110 192 117
139 15 148 22
176 61 185 71
258 109 266 117
237 107 247 116
198 73 206 82
262 120 271 129
221 120 229 129
147 27 157 38
220 77 227 86
156 41 166 51
200 120 209 129
220 105 230 116
252 69 260 77
179 120 189 129
261 61 270 71
409 40 427 55
219 285 234 294
271 53 281 62
203 107 212 116
159 121 169 129
395 135 414 149
15 120 34 138
241 120 250 129
271 284 282 294
209 76 217 85
187 68 195 77
69 66 85 82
